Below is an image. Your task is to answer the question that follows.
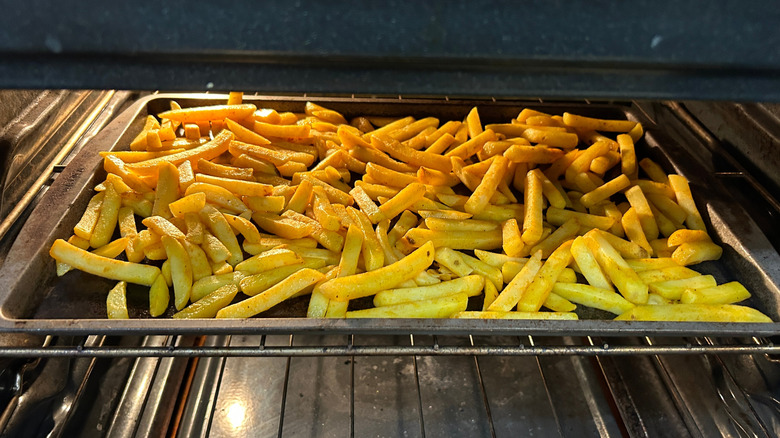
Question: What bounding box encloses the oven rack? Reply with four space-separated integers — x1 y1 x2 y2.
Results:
1 334 778 358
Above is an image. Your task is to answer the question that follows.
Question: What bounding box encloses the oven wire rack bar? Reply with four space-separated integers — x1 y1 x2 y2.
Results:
0 335 776 358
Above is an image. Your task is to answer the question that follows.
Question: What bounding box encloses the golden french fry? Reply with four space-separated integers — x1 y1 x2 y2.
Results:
319 241 434 301
622 208 653 256
489 251 543 312
668 175 706 231
403 228 502 251
680 281 751 305
615 304 771 323
546 207 614 232
434 247 474 278
520 169 544 245
667 229 710 247
552 283 634 315
169 192 206 218
90 182 121 248
175 284 239 319
453 311 578 320
142 216 187 240
625 257 679 272
73 192 105 240
50 239 161 285
584 231 648 304
374 275 483 307
648 275 717 300
235 248 303 275
338 224 364 277
500 218 524 257
185 182 249 214
595 230 649 259
218 268 324 318
445 129 496 160
672 241 723 266
579 174 630 208
200 204 243 266
348 292 468 318
570 236 613 291
106 281 130 319
238 258 326 297
530 218 580 258
637 266 700 284
128 130 234 178
516 241 573 312
379 182 428 220
307 266 341 318
543 293 577 312
158 103 256 123
161 235 192 310
190 271 245 302
562 112 638 132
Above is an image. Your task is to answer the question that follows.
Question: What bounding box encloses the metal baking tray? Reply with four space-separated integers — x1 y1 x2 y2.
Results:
0 94 777 336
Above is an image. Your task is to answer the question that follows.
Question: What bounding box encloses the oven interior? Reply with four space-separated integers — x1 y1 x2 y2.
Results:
1 4 780 437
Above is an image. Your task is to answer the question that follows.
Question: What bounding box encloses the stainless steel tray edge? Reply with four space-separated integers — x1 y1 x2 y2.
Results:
0 94 777 337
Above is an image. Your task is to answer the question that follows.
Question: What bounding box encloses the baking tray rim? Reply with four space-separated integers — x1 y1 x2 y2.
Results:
0 93 778 337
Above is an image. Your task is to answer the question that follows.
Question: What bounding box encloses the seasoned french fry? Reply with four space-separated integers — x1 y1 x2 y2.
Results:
379 182 427 220
158 103 256 123
552 283 634 315
90 182 121 248
530 218 580 259
547 207 614 231
348 293 468 318
668 175 706 231
453 311 578 320
403 228 502 251
622 208 653 256
235 248 303 275
50 239 161 285
615 304 771 323
680 281 751 305
672 241 723 266
488 251 543 312
464 156 509 214
175 284 239 319
625 257 679 272
637 266 699 284
579 174 630 208
128 130 234 178
584 231 648 304
106 281 130 319
217 268 324 318
648 275 717 300
522 169 543 244
516 242 573 312
570 236 613 291
199 204 243 266
434 247 474 278
562 112 638 132
319 241 434 301
346 207 384 270
74 192 105 240
374 275 483 307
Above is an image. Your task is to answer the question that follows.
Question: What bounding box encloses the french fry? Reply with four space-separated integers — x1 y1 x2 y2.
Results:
158 103 256 123
543 293 577 312
522 169 543 244
488 251 543 312
374 275 484 307
347 293 468 318
50 239 161 285
234 248 303 275
667 229 710 247
149 274 169 317
217 268 324 318
579 174 630 208
672 241 723 266
142 216 186 240
74 192 105 240
680 281 751 305
169 192 206 218
530 218 580 258
89 182 121 248
453 311 578 320
464 156 509 214
190 271 245 302
552 283 634 315
584 231 648 304
596 230 650 259
639 158 669 184
521 128 579 149
346 207 384 270
570 236 613 291
562 112 638 132
185 182 249 214
252 212 313 240
106 281 130 319
516 241 573 312
546 207 614 231
161 235 192 310
501 218 524 257
434 247 474 278
622 208 653 256
637 266 700 284
199 204 243 266
403 228 502 251
318 241 434 301
128 130 234 178
648 275 717 300
195 174 273 197
625 257 679 272
615 304 771 323
223 213 262 244
175 284 239 319
445 129 496 160
668 175 706 231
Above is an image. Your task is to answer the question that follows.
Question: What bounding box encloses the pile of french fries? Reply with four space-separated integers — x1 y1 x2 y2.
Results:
48 92 773 323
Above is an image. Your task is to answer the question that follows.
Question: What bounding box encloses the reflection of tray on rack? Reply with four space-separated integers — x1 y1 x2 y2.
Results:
0 94 777 337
